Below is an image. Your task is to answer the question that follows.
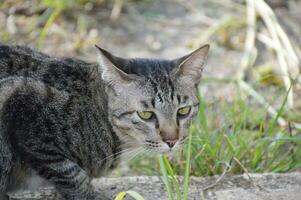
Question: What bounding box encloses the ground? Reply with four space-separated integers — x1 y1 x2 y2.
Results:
8 173 301 200
1 0 301 199
1 0 300 102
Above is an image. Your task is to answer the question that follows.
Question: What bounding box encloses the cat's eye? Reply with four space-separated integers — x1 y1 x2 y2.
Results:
137 111 154 120
177 106 191 117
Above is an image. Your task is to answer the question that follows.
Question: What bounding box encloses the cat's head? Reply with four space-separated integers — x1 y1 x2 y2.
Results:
96 45 209 154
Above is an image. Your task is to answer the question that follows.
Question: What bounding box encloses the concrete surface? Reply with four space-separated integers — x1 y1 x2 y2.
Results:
7 173 301 200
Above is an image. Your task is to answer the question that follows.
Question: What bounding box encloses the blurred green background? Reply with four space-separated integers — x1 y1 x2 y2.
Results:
0 0 300 196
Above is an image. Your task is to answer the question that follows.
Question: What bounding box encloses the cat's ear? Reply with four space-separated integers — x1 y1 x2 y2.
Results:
95 45 138 85
172 44 209 84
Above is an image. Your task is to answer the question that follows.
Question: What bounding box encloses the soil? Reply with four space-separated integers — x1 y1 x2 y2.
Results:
1 0 300 102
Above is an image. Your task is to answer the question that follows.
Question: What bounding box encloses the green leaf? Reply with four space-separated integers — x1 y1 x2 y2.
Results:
114 190 145 200
159 155 174 200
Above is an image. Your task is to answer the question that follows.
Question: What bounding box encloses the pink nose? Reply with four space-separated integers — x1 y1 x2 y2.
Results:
160 124 179 148
162 138 178 148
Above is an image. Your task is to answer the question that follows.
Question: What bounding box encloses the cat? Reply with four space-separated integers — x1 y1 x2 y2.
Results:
0 43 209 200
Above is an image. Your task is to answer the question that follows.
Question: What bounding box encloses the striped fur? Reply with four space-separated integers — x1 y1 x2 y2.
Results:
0 44 209 200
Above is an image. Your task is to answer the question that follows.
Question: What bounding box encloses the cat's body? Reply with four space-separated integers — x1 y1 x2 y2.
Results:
0 45 121 199
0 44 209 200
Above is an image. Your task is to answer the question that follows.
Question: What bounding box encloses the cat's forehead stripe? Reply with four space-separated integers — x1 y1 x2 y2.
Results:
177 95 181 104
157 93 163 102
183 96 189 104
168 77 174 101
151 98 155 108
140 101 149 109
148 77 158 94
176 95 189 105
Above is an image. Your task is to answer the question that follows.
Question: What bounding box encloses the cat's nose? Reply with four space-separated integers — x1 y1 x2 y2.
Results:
160 124 179 148
163 139 178 148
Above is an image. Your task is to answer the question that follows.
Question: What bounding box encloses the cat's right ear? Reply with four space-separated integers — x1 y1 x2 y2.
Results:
172 44 210 85
95 45 138 86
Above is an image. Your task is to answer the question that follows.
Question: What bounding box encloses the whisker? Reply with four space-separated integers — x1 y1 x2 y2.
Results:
116 148 143 161
127 148 146 163
121 147 142 159
144 146 160 155
97 147 139 165
132 148 148 161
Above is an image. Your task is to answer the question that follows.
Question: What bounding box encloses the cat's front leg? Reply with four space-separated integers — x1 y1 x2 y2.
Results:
0 136 13 200
32 159 110 200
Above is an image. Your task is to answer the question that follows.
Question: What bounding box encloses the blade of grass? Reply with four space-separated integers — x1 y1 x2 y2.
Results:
183 128 193 200
159 155 174 200
223 134 235 154
255 0 294 109
263 84 293 169
110 0 124 21
197 93 209 137
239 80 287 127
266 84 291 135
237 0 256 80
37 7 62 49
162 156 181 200
115 191 127 200
251 122 265 169
190 16 245 49
114 190 145 200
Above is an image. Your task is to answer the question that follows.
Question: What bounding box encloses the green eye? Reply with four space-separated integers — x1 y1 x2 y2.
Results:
177 106 191 116
137 111 154 120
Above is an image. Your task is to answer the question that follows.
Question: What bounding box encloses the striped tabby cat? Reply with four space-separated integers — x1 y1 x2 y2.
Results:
0 44 209 200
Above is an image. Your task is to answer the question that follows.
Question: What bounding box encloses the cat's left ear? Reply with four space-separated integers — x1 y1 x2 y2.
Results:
172 44 209 84
95 45 139 86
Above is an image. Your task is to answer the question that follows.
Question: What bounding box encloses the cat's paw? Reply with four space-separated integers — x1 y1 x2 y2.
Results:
0 194 9 200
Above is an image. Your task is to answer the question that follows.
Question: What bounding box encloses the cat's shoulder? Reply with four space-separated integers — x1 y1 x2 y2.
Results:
0 44 50 60
0 44 95 69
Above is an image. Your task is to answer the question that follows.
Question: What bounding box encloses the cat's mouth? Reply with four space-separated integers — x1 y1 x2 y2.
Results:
144 136 187 154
